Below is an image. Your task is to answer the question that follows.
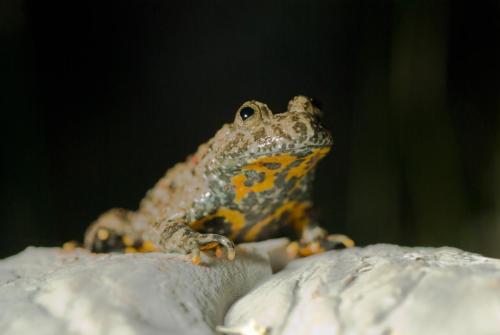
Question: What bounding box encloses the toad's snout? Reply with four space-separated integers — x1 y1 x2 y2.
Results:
287 95 322 118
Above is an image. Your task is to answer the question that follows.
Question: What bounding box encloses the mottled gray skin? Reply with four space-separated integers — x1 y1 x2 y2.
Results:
84 96 340 262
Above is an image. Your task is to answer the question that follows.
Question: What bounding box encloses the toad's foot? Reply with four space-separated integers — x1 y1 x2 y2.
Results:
188 233 236 265
86 227 158 253
147 218 236 265
286 234 354 259
84 208 154 253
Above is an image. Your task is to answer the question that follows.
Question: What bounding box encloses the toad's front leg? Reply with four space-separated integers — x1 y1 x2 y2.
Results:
145 217 236 265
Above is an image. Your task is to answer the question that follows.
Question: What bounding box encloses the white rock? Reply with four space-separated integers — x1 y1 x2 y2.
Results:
4 242 500 335
235 238 290 273
0 245 273 335
224 244 500 335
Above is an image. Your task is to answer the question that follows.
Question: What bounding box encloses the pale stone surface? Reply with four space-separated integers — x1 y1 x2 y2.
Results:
0 243 275 335
235 238 290 273
3 242 500 335
224 244 500 335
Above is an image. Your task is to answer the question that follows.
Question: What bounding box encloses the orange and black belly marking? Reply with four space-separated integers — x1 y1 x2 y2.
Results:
240 201 313 242
231 147 330 204
190 207 246 240
189 200 313 243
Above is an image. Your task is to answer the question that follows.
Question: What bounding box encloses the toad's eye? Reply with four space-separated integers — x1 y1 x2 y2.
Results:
240 107 255 120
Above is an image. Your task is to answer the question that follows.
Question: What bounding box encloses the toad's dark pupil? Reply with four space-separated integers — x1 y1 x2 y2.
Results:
240 107 255 120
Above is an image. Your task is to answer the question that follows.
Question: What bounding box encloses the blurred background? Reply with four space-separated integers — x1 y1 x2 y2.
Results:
1 1 500 258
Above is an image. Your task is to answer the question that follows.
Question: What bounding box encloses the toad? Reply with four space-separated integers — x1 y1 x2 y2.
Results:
84 96 353 264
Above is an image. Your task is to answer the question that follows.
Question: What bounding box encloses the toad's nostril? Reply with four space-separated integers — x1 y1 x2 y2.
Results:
287 95 322 117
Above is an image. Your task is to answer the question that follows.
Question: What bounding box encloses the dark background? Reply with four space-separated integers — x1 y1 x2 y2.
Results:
2 1 500 258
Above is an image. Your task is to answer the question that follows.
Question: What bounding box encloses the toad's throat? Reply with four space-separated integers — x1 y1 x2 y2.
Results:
231 147 330 204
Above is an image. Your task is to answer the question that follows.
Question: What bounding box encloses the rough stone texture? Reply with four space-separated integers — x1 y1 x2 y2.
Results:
0 242 276 335
3 242 500 335
224 244 500 335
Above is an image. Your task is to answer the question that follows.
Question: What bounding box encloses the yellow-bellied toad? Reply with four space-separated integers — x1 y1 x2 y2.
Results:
84 96 353 264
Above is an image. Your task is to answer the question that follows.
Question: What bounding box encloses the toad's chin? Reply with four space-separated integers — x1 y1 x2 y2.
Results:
238 141 332 161
218 145 331 176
